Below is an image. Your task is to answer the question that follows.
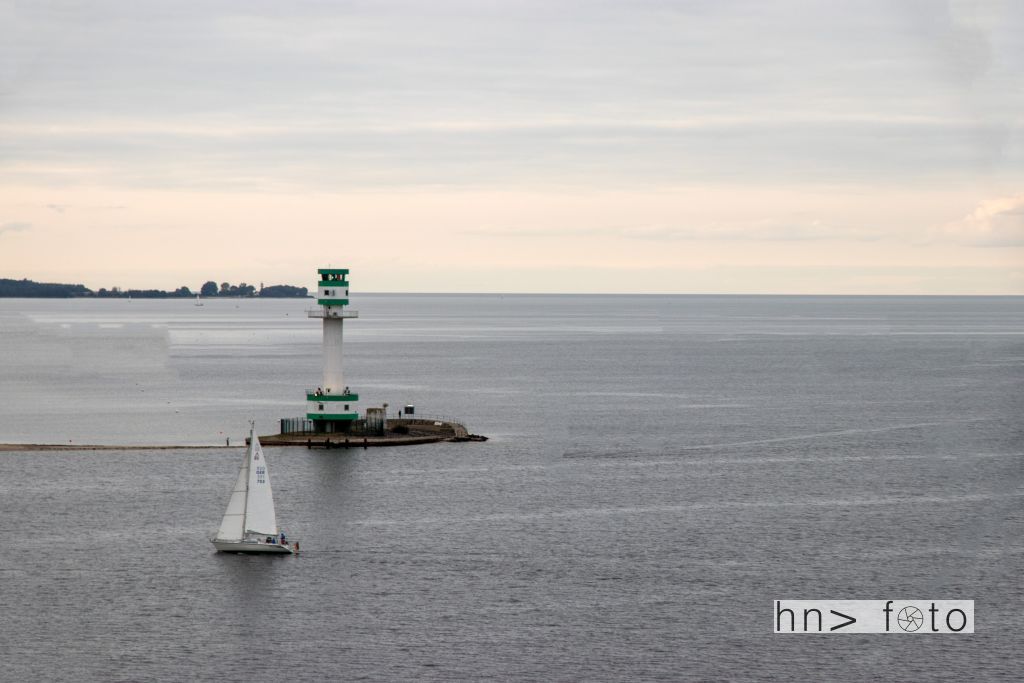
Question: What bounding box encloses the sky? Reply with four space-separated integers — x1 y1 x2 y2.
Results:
1 0 1022 294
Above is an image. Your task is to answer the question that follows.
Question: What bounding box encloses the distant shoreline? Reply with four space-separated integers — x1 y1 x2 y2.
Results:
0 277 309 298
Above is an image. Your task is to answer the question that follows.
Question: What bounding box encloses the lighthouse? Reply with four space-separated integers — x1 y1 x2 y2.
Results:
306 267 359 432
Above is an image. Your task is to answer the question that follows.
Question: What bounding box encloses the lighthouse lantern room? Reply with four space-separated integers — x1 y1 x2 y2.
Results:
307 267 359 432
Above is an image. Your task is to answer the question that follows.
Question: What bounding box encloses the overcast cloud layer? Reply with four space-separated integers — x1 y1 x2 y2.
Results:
1 1 1021 293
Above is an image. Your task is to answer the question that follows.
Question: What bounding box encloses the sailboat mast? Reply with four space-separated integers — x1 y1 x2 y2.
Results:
241 452 249 537
242 425 253 536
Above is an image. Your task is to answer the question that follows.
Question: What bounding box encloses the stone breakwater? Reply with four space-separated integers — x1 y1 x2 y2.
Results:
0 444 233 451
0 419 487 451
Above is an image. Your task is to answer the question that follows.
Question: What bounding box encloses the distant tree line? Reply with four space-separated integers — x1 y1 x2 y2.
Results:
0 278 91 298
0 278 309 298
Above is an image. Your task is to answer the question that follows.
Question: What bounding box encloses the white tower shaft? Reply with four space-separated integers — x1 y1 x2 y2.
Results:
323 318 345 392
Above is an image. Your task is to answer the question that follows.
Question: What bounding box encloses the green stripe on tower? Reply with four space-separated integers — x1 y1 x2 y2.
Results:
307 393 359 401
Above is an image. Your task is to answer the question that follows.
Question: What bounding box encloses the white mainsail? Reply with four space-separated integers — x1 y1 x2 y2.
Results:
243 433 279 537
214 430 278 541
215 446 250 541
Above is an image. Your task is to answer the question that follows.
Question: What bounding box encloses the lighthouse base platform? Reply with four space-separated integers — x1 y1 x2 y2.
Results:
259 418 487 448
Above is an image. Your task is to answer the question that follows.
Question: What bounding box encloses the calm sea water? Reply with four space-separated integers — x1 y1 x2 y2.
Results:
0 295 1021 681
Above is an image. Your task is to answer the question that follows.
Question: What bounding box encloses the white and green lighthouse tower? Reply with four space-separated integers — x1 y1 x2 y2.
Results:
307 267 359 432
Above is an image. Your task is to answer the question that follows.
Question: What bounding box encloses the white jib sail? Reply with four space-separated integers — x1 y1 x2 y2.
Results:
243 434 279 537
215 445 250 541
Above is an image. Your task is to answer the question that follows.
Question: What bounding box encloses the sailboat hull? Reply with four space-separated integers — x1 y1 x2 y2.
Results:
212 539 295 554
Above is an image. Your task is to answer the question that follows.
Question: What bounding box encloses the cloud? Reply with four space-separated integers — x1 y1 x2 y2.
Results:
936 195 1024 246
465 220 884 243
2 2 1021 192
607 220 884 243
0 221 31 235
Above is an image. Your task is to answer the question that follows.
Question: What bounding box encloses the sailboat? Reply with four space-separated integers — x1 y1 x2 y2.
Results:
194 294 204 306
212 425 296 554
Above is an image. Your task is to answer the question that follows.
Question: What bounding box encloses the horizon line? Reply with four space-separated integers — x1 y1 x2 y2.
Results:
3 291 1022 299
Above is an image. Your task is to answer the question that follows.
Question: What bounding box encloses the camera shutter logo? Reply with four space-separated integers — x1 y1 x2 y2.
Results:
897 606 924 632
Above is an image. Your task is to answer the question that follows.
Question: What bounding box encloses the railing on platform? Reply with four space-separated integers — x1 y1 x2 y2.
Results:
305 387 356 398
280 417 314 434
306 308 359 318
394 414 465 426
278 414 469 437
